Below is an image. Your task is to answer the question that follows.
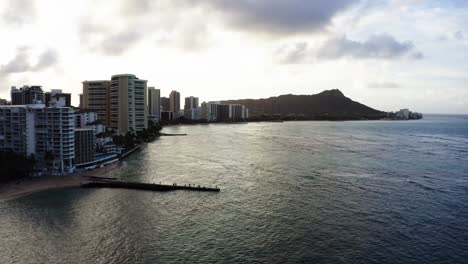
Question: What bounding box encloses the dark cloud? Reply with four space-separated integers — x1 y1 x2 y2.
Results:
34 49 59 70
411 52 424 60
454 30 464 40
0 47 58 76
276 34 423 63
275 42 311 64
96 30 142 55
0 47 31 74
317 34 420 60
2 0 36 26
194 0 359 34
368 82 401 89
81 0 359 55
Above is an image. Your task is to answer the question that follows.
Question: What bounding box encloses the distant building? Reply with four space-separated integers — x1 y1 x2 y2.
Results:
217 104 230 121
45 89 71 107
75 129 95 165
82 80 111 126
79 94 83 109
388 109 423 120
184 96 199 110
11 85 44 105
200 101 220 121
161 111 174 121
0 98 8 105
75 111 105 135
148 87 161 121
0 105 75 174
110 74 148 134
200 101 248 122
242 106 249 119
160 97 170 112
75 111 97 128
229 104 243 121
184 109 201 120
169 90 180 114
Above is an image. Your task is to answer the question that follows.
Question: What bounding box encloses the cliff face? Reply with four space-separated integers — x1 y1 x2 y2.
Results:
222 89 385 120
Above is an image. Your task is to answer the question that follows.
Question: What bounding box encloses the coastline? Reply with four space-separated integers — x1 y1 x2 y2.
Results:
0 161 122 203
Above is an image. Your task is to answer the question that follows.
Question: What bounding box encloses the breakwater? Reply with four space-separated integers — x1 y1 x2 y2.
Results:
81 179 220 192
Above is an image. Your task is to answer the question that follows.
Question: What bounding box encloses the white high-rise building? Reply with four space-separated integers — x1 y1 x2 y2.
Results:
0 105 75 174
148 87 161 121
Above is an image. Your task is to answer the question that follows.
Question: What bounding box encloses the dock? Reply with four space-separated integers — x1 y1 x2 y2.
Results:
81 178 220 193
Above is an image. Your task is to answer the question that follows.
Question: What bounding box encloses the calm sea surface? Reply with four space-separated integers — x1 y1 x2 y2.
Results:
1 116 468 263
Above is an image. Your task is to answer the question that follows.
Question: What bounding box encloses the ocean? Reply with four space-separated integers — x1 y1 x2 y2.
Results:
1 115 468 263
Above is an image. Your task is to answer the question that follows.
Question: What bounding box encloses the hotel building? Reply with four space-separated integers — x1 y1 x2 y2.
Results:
148 87 161 121
110 74 148 134
11 86 44 105
0 105 75 174
82 80 111 126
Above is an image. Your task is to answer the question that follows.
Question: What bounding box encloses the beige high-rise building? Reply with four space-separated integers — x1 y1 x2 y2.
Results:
82 80 111 126
110 74 148 135
169 90 180 113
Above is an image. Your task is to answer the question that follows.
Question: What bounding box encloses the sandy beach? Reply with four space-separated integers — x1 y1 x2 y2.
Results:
0 162 122 202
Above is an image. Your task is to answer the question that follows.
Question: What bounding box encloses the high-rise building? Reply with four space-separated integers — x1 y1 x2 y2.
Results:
204 102 221 122
79 94 83 109
75 111 98 128
217 104 230 122
110 74 148 134
75 129 95 165
161 97 170 112
82 80 111 126
148 87 161 120
184 109 201 120
0 106 33 156
75 110 105 135
200 102 248 122
229 104 243 121
45 89 72 107
11 86 44 105
184 96 199 110
0 104 75 173
169 90 180 113
34 106 75 173
242 106 249 119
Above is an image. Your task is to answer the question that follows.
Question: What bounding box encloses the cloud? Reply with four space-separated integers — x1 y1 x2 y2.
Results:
95 30 142 55
276 34 423 64
454 30 464 40
192 0 360 35
275 42 311 64
0 47 59 76
411 52 424 60
0 47 32 74
317 34 421 60
1 0 36 26
368 81 402 89
34 49 59 70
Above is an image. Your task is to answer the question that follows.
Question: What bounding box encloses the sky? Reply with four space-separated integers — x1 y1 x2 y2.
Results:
0 0 467 114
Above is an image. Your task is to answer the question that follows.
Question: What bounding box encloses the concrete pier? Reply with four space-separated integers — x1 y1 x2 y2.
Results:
81 179 220 192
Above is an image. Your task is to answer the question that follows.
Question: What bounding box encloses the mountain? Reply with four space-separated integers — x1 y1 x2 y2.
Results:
222 89 386 120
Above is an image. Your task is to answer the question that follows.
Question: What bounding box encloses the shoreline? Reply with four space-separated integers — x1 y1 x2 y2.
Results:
0 161 123 203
